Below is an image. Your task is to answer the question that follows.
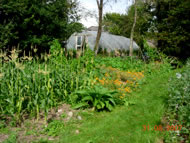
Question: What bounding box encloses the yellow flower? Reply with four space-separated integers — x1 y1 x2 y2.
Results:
99 79 104 85
105 73 109 77
15 62 25 70
114 79 122 86
124 87 131 93
120 96 124 99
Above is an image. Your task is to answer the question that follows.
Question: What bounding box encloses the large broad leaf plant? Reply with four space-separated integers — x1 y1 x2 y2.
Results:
72 86 117 111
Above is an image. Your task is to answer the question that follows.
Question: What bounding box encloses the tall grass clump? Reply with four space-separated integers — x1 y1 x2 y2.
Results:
0 40 95 124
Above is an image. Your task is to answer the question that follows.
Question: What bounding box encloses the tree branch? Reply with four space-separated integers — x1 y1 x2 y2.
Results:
96 0 100 9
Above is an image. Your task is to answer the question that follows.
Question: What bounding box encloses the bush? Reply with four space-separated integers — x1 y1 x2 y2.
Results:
166 59 190 142
142 40 161 62
0 0 83 53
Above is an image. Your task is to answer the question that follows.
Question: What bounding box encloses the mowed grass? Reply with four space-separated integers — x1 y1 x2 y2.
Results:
57 72 174 143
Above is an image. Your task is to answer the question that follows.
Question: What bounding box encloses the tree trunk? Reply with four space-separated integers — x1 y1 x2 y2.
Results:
94 0 103 55
129 0 137 57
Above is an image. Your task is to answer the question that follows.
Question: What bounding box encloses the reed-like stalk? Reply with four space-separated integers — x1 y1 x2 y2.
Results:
0 47 96 125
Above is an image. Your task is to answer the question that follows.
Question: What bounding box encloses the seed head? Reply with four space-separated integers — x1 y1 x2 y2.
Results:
0 52 6 58
10 50 18 61
38 69 50 75
0 73 4 79
15 62 25 70
34 48 38 53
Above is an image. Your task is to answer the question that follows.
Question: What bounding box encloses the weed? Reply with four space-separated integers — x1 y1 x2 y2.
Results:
43 120 64 137
3 132 17 143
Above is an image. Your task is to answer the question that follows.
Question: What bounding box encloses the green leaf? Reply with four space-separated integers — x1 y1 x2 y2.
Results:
125 101 129 107
99 101 105 108
129 101 136 105
105 101 109 107
93 98 98 106
108 98 116 106
96 104 102 110
82 96 93 102
72 102 89 109
107 104 113 111
75 90 89 95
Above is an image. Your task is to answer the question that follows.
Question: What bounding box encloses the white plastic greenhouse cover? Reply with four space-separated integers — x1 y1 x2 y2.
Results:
66 31 139 52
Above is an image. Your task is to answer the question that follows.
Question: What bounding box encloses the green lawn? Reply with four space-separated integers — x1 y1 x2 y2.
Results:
57 72 173 143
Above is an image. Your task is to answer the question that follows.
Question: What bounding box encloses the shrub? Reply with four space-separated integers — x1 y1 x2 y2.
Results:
166 59 190 142
142 40 161 62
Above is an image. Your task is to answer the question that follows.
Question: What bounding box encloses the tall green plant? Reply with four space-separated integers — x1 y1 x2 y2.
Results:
0 47 96 124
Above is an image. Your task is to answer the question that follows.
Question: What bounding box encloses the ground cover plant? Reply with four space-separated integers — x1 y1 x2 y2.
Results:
164 60 190 142
94 56 145 71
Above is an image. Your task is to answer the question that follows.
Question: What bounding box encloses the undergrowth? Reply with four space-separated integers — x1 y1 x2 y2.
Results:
165 59 190 142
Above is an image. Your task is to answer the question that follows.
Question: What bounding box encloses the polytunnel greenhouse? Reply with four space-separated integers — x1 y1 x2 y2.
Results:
66 31 139 53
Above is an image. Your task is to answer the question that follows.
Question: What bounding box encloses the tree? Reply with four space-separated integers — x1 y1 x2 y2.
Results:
103 0 190 60
94 0 117 55
154 0 190 60
129 0 137 56
103 13 126 36
0 0 83 53
94 0 103 55
103 1 152 48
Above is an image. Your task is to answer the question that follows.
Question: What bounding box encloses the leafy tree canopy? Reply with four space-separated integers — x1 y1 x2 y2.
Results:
103 0 190 60
154 0 190 59
103 1 152 47
0 0 84 53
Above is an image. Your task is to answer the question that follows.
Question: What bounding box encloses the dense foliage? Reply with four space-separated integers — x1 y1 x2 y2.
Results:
103 0 190 60
166 60 190 142
0 42 95 124
72 86 117 111
155 0 190 60
0 0 83 53
0 42 171 125
95 56 144 71
103 1 152 47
